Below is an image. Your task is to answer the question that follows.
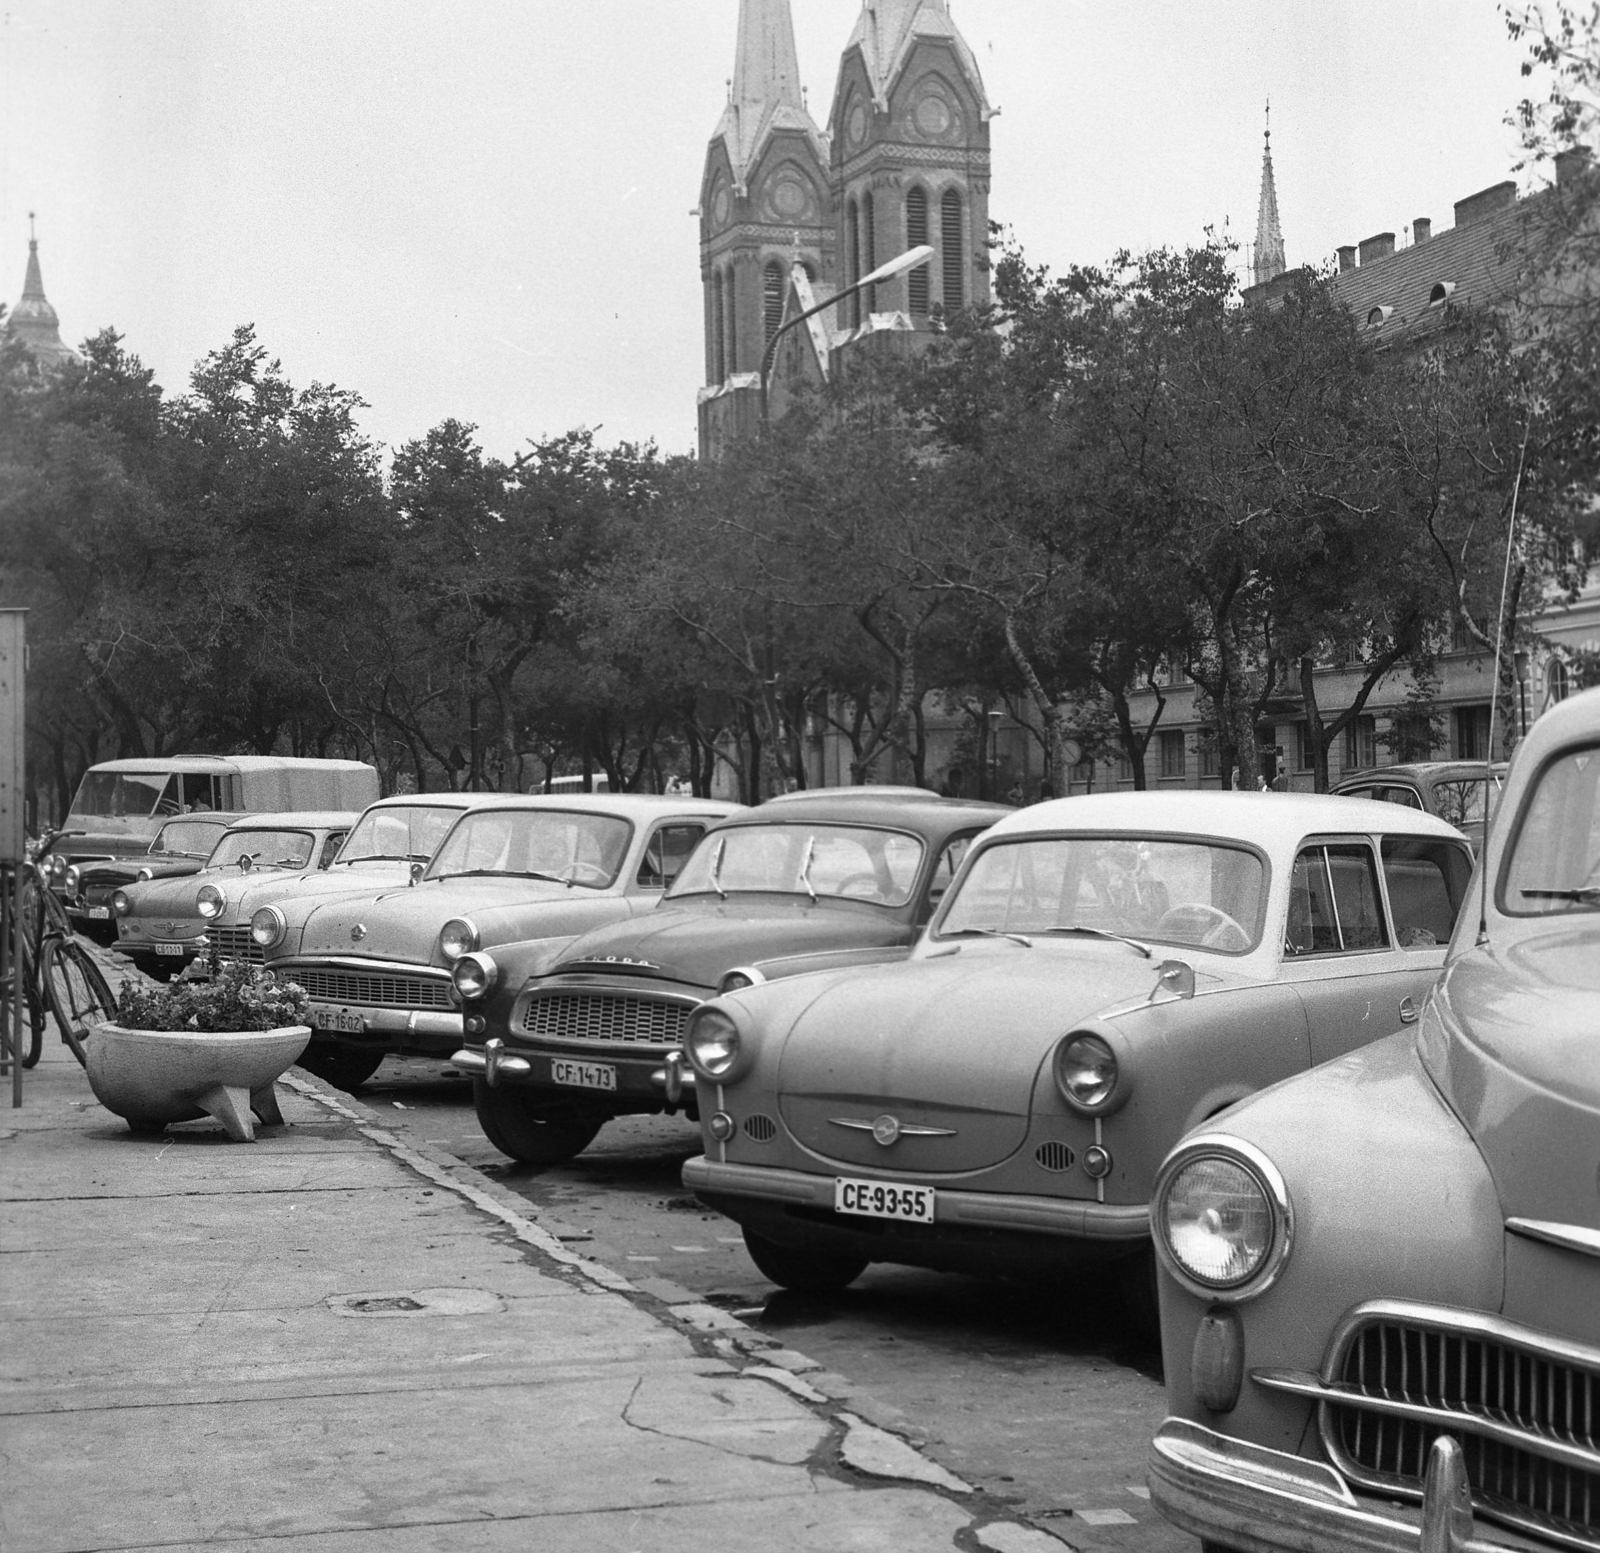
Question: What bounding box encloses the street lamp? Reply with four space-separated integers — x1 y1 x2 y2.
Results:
759 243 934 424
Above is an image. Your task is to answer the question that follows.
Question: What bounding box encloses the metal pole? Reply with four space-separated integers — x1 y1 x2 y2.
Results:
11 864 21 1105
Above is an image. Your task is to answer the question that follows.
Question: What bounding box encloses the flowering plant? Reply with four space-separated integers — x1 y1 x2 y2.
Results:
115 959 312 1032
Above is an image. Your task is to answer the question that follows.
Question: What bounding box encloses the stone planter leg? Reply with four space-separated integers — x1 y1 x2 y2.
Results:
251 1083 286 1130
196 1085 259 1143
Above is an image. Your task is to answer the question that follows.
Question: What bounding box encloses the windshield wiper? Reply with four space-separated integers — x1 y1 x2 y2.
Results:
1035 925 1153 958
1520 887 1600 903
798 836 817 903
709 837 727 900
942 927 1033 948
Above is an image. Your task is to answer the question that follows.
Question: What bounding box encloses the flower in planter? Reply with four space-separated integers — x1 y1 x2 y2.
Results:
116 959 312 1033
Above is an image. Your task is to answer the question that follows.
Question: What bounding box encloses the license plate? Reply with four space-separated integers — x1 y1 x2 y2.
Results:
310 1004 364 1034
156 942 187 957
834 1177 935 1223
550 1058 617 1092
87 907 111 920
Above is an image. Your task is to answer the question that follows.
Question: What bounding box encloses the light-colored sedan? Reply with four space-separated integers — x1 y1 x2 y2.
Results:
1146 686 1600 1553
681 791 1473 1302
266 793 742 1091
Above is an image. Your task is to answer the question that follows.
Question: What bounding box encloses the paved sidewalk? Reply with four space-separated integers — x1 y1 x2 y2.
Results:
1 1024 1074 1552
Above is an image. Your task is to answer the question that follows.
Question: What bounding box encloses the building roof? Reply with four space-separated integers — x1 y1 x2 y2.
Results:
842 0 990 116
5 225 76 366
1252 111 1286 287
711 0 827 192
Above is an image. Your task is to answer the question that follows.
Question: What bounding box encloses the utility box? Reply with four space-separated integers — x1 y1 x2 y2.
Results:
0 609 24 863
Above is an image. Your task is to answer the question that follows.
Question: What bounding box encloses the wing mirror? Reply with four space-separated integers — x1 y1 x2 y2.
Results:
409 862 425 886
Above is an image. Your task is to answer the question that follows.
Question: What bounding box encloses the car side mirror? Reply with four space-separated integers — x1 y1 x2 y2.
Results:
1149 959 1196 1002
409 862 425 886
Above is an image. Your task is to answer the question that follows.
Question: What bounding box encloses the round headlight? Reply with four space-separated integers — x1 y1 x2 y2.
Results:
452 951 499 1000
718 966 766 996
196 884 226 920
48 854 68 881
250 906 286 948
1054 1032 1119 1111
686 1008 741 1079
438 917 480 962
136 866 154 882
112 889 131 916
1154 1140 1292 1299
64 866 82 898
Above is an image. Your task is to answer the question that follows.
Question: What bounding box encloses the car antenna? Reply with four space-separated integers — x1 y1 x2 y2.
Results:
1477 413 1533 947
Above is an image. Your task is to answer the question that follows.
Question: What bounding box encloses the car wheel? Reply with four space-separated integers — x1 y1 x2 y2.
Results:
472 1079 602 1166
296 1045 385 1093
742 1228 867 1293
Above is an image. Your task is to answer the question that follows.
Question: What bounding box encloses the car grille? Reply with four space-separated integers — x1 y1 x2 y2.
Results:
1323 1306 1600 1547
291 966 452 1009
520 991 693 1048
207 926 264 965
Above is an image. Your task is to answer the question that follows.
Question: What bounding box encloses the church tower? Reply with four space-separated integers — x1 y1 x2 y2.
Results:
828 0 992 331
1252 106 1287 287
4 217 77 369
698 0 831 453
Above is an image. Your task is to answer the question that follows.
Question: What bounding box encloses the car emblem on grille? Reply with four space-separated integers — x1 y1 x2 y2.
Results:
828 1115 957 1145
350 923 366 943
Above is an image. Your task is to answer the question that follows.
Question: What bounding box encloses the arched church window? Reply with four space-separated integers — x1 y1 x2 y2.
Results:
846 199 862 327
712 271 725 384
763 262 785 350
905 187 930 313
942 189 964 311
862 192 878 316
724 267 738 378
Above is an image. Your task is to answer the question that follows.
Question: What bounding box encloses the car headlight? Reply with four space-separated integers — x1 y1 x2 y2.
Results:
112 889 131 916
196 884 226 920
1153 1137 1293 1301
48 854 68 881
1053 1031 1123 1112
685 1007 742 1079
64 866 82 898
718 966 766 996
250 906 286 949
438 917 480 962
452 951 498 1000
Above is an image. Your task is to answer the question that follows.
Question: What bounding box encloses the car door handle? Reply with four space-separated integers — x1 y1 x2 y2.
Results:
1398 996 1419 1024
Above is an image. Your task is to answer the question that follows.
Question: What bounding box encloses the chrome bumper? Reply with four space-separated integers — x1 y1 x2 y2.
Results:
1148 1418 1536 1553
682 1155 1150 1241
452 1041 696 1101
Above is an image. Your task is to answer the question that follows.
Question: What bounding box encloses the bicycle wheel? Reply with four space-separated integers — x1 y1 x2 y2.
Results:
43 938 118 1066
12 931 46 1068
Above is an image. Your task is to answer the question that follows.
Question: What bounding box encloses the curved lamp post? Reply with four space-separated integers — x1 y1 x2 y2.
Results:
759 243 934 424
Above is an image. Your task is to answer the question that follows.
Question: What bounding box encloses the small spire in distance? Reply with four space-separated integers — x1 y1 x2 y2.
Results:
1252 99 1287 287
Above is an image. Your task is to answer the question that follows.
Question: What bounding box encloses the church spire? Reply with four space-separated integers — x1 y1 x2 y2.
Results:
5 215 76 367
1252 103 1287 287
714 0 822 192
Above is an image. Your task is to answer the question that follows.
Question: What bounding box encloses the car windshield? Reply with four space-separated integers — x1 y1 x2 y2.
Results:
1501 743 1600 916
427 809 631 887
1431 776 1497 829
667 823 925 907
939 834 1267 953
69 770 175 818
153 819 229 858
335 804 462 865
207 829 317 871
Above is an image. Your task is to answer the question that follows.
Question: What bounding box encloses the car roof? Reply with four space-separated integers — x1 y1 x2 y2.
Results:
983 789 1467 847
84 756 373 774
362 792 503 810
731 790 1010 831
1334 761 1508 785
438 793 741 819
223 810 361 830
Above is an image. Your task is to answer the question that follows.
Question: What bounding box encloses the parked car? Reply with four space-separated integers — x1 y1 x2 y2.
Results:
1146 686 1600 1553
61 815 241 944
450 791 1009 1165
680 791 1473 1300
266 793 742 1092
1332 760 1507 851
111 811 358 981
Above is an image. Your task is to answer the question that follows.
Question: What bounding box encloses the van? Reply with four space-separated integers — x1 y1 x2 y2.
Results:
542 774 613 794
51 756 381 868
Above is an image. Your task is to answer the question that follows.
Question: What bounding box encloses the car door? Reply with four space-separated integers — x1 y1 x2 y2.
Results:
1278 835 1436 1065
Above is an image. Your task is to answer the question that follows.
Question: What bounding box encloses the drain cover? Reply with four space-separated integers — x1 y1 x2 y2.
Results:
327 1287 504 1318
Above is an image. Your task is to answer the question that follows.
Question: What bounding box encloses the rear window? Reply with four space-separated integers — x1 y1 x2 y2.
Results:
1381 837 1472 948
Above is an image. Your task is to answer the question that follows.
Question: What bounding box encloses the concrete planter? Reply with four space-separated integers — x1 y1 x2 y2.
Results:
84 1023 312 1142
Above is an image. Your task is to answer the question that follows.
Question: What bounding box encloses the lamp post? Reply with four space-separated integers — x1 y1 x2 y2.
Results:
759 243 934 424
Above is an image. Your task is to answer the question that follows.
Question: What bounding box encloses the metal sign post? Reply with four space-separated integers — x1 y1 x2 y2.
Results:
1 608 27 1104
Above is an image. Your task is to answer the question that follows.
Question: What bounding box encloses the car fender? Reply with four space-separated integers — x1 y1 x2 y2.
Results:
1156 1029 1501 1457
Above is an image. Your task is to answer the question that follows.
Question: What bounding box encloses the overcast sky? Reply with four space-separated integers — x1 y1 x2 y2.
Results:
3 1 1537 462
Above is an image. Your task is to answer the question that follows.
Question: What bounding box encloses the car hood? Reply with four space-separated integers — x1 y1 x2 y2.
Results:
1421 927 1600 1231
775 941 1179 1175
218 862 413 927
555 900 905 988
295 876 619 966
83 857 201 891
122 866 291 921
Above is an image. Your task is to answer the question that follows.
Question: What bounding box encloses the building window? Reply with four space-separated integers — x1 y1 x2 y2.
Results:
1454 704 1492 761
1197 732 1220 778
1450 617 1474 654
1117 752 1133 784
846 199 861 327
1294 724 1316 772
1344 714 1376 771
1159 730 1185 780
1389 714 1435 763
1548 657 1571 704
941 189 964 311
724 268 738 377
862 191 877 315
762 262 784 351
712 274 725 383
905 187 930 313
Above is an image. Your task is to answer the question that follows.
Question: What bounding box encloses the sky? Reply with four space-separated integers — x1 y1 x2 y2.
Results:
2 1 1541 463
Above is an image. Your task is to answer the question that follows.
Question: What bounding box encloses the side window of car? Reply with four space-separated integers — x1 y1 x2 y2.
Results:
924 835 974 913
1380 837 1472 948
318 833 346 870
637 824 707 889
1374 785 1424 810
1285 842 1389 955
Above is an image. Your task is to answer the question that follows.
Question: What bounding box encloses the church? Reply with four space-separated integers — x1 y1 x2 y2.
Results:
696 0 993 459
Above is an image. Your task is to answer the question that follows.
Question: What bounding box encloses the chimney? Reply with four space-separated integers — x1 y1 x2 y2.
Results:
1453 180 1516 227
1555 146 1593 185
1359 232 1396 266
1413 217 1432 243
1337 245 1357 272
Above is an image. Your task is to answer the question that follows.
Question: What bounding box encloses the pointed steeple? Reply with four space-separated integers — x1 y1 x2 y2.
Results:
843 0 990 115
712 0 825 192
5 216 76 367
1252 104 1287 287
